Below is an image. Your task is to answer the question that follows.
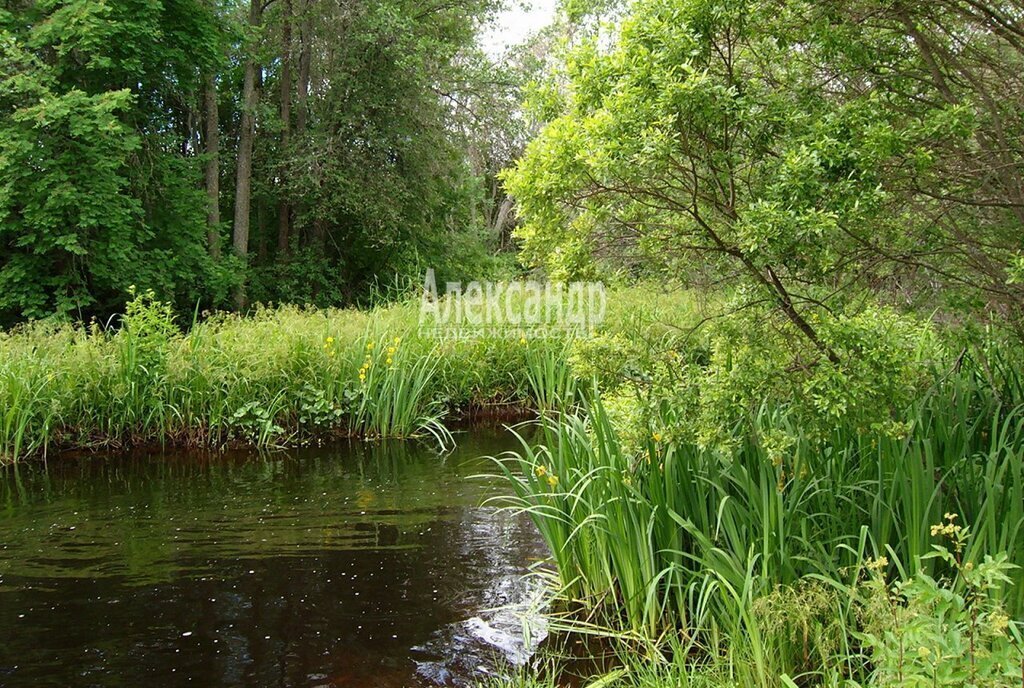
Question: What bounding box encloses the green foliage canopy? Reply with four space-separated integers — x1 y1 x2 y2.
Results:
0 0 221 323
505 0 1024 348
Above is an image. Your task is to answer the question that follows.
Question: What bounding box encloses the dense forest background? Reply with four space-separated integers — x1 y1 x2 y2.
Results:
0 0 539 325
3 0 1024 342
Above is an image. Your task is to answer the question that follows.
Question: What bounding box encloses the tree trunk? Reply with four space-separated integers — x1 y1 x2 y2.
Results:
276 0 293 257
204 73 221 259
296 0 311 136
257 199 269 262
311 217 327 250
492 196 514 249
295 0 312 246
233 0 262 310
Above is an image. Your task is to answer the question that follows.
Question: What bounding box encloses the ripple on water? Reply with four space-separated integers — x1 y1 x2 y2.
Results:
0 429 550 687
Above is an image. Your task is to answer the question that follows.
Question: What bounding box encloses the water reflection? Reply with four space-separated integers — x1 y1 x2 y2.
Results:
0 430 547 687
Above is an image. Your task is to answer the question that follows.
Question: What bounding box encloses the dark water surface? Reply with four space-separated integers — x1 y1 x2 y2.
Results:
0 430 549 687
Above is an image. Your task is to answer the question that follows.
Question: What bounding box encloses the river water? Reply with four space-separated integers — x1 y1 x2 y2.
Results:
0 430 548 687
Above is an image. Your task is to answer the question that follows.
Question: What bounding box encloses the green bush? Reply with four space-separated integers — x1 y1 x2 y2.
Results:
856 519 1023 688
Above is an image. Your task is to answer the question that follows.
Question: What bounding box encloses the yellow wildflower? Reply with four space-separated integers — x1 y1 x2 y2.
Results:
366 341 374 350
534 465 547 477
931 512 963 538
547 475 559 488
326 336 334 344
387 346 396 355
865 556 889 572
386 357 393 365
652 432 662 443
931 521 963 538
519 336 527 345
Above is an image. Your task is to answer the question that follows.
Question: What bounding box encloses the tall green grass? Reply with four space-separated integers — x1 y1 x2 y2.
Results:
0 296 455 462
348 333 451 445
491 350 1024 685
523 338 580 411
3 284 669 463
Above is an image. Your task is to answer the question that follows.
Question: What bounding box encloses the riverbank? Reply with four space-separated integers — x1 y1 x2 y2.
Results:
0 285 698 464
478 326 1024 687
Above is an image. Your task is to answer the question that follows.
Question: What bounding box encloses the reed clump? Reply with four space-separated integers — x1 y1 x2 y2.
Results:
492 339 1024 687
